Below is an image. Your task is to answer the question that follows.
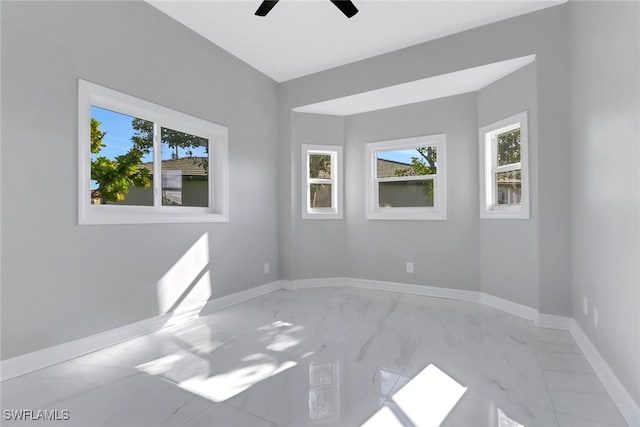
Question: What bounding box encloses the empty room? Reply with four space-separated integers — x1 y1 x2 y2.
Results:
1 0 638 426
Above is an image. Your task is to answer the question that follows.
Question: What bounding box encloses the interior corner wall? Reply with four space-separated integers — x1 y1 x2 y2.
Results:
534 7 572 317
344 94 480 290
281 4 571 316
0 1 280 360
569 1 640 406
290 112 347 279
477 63 540 309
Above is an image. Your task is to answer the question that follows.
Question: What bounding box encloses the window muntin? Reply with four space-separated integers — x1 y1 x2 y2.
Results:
302 145 342 219
366 135 446 220
79 79 228 224
480 111 529 219
376 146 437 208
492 126 522 207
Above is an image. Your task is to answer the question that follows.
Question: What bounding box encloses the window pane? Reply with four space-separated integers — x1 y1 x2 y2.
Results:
377 147 437 178
310 184 332 208
497 128 521 166
90 106 153 206
495 170 522 205
378 180 434 207
309 154 332 179
161 127 209 207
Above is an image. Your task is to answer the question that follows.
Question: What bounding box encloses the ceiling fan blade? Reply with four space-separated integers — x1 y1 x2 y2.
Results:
330 0 358 18
255 0 279 16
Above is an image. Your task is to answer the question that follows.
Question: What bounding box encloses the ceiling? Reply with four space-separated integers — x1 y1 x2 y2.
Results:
293 54 536 115
147 0 564 83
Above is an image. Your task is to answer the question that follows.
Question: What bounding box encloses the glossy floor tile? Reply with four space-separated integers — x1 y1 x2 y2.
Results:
0 287 628 426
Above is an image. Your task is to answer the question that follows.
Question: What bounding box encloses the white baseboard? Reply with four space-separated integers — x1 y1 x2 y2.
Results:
283 276 481 302
3 277 637 427
535 313 573 330
0 280 283 382
0 311 174 382
283 277 638 425
198 280 283 316
281 277 347 291
569 319 640 427
283 277 536 321
480 293 538 322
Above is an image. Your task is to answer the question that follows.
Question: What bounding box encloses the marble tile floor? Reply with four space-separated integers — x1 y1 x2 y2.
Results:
1 287 628 427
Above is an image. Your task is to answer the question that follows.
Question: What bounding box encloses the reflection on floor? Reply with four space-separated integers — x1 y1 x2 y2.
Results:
1 287 628 426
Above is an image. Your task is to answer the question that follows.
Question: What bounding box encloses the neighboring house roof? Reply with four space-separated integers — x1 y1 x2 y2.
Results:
141 157 207 176
377 158 411 178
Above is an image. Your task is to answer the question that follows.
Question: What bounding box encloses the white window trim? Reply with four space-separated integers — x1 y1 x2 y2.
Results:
301 144 343 219
479 111 530 219
78 79 229 225
365 134 446 221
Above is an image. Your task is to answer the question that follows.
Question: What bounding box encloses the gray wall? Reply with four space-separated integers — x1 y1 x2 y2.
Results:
1 1 280 359
280 4 571 315
5 3 636 406
477 63 539 308
344 95 480 290
291 112 347 279
569 1 640 405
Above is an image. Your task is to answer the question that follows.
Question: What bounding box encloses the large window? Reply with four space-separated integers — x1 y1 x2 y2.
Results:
301 145 343 219
78 79 228 224
479 111 530 219
366 134 446 220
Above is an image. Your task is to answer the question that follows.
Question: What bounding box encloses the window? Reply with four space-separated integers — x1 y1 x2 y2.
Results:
479 111 530 219
366 134 446 220
78 79 228 224
301 145 343 219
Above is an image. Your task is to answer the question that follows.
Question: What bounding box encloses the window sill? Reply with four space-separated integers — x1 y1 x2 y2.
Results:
367 207 446 221
79 206 229 225
480 206 530 220
302 210 343 220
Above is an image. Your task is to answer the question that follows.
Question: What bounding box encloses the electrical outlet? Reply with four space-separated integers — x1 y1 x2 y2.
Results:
583 296 588 317
264 262 270 274
593 307 598 327
406 262 414 274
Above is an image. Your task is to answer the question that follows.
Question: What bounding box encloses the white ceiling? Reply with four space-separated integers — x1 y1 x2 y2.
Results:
293 54 536 115
147 0 564 83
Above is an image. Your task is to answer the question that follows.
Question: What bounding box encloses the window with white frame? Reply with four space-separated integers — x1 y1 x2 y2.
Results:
78 79 228 225
301 145 342 219
366 134 446 220
479 111 530 219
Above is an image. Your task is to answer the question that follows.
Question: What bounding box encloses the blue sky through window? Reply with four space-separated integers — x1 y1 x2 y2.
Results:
91 106 208 161
90 106 209 190
377 148 419 165
90 106 153 163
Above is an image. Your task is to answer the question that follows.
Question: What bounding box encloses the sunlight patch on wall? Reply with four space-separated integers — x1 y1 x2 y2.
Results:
156 233 212 317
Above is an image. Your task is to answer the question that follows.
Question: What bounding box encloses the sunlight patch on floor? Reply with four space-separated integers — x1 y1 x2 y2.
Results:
178 359 298 402
361 406 405 427
498 408 524 427
393 364 467 426
135 354 184 376
363 364 467 427
258 321 303 352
